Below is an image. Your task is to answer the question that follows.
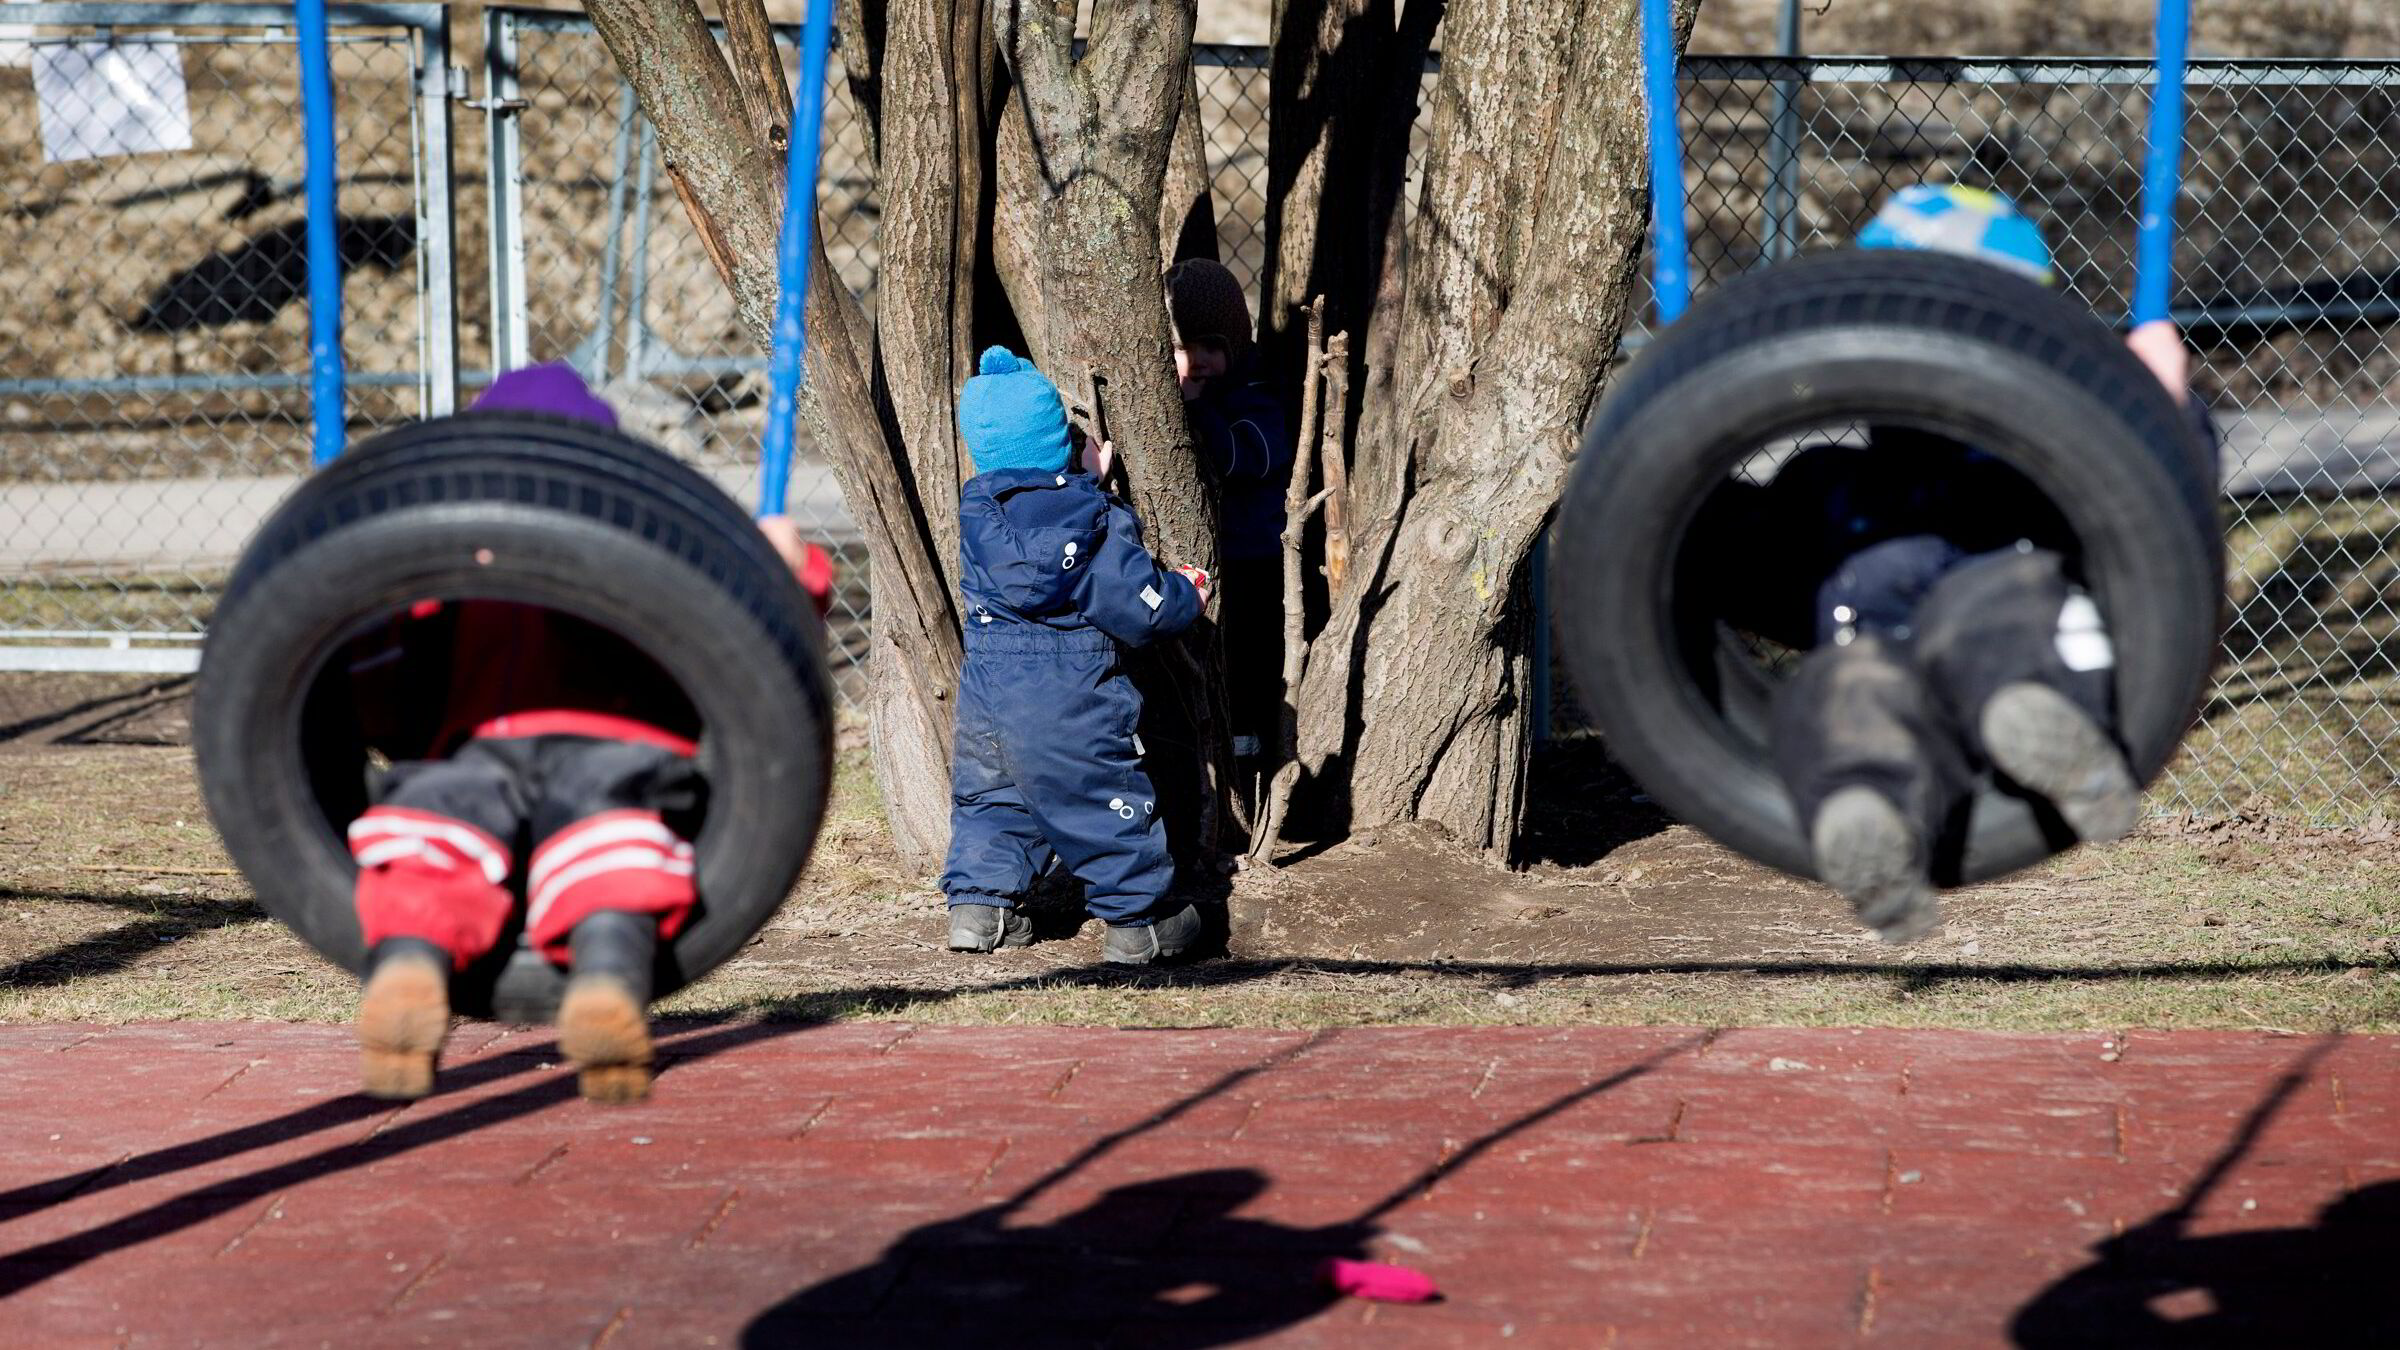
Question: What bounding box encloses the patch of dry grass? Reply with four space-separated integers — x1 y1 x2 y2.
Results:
2 733 2394 1032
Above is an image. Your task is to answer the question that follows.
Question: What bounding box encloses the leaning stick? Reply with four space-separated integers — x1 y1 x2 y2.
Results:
1319 346 1352 592
1249 302 1331 868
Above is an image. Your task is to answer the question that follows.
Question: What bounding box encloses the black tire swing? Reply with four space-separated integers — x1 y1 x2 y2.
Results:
197 2 842 1021
1550 0 2219 886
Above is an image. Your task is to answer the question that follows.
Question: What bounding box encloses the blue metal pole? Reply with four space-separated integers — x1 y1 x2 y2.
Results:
2132 0 2190 325
296 0 347 466
1642 0 1692 324
757 1 837 519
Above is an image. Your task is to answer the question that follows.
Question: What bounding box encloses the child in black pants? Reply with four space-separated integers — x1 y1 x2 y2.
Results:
347 365 832 1101
1715 188 2213 941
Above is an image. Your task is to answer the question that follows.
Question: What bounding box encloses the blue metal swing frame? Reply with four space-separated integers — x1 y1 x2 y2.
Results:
296 0 837 509
1638 0 2192 326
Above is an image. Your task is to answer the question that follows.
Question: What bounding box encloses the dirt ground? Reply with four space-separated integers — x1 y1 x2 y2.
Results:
2 672 2395 1034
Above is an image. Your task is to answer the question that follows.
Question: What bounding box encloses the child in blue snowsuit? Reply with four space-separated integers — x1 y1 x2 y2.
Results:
940 348 1213 965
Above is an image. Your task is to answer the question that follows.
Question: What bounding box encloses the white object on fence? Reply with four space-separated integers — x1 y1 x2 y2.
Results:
0 25 35 67
33 39 194 163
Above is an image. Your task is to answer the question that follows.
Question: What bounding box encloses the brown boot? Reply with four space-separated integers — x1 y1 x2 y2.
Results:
356 939 451 1099
557 911 657 1104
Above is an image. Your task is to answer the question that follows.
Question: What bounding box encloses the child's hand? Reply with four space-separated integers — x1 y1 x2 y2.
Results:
1081 437 1117 481
759 515 835 617
1174 564 1212 607
2125 320 2191 400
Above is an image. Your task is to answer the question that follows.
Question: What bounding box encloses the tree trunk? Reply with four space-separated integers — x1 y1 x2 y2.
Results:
1262 0 1391 394
594 0 1679 870
1162 62 1219 265
998 0 1239 853
1294 0 1682 854
874 0 987 593
586 0 963 869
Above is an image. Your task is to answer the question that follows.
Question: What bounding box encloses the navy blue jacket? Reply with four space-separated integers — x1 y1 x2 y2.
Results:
941 468 1200 924
958 467 1202 650
1187 350 1294 563
1701 399 2220 648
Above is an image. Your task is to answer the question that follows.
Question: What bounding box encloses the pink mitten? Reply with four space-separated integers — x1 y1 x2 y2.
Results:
1321 1257 1440 1303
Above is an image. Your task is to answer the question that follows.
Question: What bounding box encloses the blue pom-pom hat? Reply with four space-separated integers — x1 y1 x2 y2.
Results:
958 346 1073 474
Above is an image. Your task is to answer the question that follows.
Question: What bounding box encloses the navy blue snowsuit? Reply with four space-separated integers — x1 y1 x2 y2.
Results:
939 467 1204 925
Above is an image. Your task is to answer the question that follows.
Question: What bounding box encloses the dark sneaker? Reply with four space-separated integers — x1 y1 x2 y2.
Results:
947 903 1033 953
1810 786 1939 944
356 938 451 1100
1102 903 1201 966
1979 682 2141 844
560 911 657 1104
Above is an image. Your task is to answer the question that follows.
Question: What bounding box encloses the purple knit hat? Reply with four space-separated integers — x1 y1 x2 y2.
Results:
469 362 619 430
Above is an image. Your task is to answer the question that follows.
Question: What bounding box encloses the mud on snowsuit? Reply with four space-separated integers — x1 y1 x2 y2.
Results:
940 467 1204 926
345 601 704 968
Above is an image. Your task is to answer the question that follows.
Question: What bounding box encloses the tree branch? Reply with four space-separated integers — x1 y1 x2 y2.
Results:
721 0 794 160
993 0 1085 191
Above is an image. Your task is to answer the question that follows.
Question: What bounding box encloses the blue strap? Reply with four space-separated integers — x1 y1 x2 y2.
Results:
2132 0 2190 325
296 0 346 466
1642 0 1692 325
758 3 838 518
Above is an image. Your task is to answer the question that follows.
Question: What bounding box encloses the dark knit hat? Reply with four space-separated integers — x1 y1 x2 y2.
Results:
1166 258 1254 362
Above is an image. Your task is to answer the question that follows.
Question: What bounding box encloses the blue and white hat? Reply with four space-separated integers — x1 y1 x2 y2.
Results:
1855 184 2054 286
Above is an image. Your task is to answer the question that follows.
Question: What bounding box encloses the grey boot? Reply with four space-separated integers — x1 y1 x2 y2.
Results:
1810 786 1940 944
1978 682 2141 844
1102 903 1201 966
948 903 1033 953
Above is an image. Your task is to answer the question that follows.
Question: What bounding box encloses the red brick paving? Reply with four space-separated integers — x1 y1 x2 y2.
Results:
0 1023 2393 1347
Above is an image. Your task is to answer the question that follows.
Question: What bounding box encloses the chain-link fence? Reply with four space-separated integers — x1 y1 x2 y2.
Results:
0 1 453 673
485 7 878 704
1656 57 2400 820
5 13 2400 817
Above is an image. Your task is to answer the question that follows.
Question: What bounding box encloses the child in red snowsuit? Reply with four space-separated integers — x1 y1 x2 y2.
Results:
350 364 832 1103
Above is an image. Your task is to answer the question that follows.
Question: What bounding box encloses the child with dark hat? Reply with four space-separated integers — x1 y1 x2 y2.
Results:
1166 258 1295 763
940 347 1213 963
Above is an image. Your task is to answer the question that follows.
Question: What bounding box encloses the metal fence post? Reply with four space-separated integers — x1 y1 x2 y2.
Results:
413 1 457 415
625 116 660 381
483 5 530 371
566 81 640 384
1763 0 1804 262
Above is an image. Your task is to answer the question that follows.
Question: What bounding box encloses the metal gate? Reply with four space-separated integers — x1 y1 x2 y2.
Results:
0 1 454 674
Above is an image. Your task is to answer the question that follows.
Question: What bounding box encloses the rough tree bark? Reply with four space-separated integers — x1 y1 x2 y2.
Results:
592 0 1681 871
1289 0 1690 856
1265 0 1440 416
996 0 1240 854
994 0 1215 566
586 0 964 867
1261 0 1384 388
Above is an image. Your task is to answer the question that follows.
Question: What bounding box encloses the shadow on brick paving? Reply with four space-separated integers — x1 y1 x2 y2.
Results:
2013 1038 2400 1346
0 1020 798 1298
740 1035 1701 1348
0 996 1690 1339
